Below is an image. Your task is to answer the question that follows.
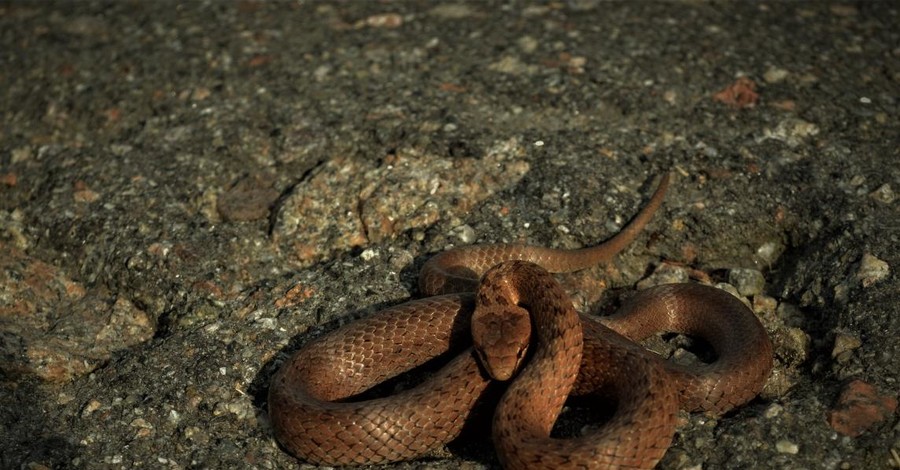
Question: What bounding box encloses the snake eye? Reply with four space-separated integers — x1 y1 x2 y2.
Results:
476 349 490 367
517 345 529 359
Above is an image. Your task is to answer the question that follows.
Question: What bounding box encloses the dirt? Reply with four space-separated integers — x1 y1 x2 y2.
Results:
1 2 897 469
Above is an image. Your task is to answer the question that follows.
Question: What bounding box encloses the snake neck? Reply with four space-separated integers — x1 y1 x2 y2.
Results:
475 261 584 440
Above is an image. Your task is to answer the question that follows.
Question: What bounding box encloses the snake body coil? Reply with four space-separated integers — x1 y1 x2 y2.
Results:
268 174 773 468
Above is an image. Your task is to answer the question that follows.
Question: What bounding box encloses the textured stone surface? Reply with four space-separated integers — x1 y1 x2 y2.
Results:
273 140 529 265
0 244 154 382
0 2 897 469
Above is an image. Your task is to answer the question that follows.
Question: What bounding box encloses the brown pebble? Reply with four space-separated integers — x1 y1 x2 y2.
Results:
827 379 897 437
713 77 759 108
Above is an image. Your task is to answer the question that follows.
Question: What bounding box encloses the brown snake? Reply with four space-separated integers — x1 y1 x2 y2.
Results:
268 173 774 469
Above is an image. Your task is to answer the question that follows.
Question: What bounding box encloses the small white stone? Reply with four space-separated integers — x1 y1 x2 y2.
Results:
775 439 799 454
729 268 766 296
360 248 378 261
868 183 895 204
756 241 784 266
763 67 790 83
81 399 102 417
451 224 476 244
856 253 889 287
168 409 181 425
764 403 783 418
831 330 862 358
255 317 277 330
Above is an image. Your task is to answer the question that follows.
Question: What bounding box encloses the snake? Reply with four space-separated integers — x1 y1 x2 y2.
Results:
267 173 774 469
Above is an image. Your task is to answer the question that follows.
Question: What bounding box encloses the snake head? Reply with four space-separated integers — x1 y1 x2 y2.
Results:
471 305 532 381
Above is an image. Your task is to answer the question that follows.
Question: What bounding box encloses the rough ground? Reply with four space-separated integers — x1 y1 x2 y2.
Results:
1 1 898 469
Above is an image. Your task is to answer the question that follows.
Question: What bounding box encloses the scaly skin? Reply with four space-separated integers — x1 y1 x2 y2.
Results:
268 173 774 468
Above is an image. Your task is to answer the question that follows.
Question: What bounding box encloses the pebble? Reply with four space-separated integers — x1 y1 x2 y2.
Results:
761 118 820 147
429 4 475 19
363 13 402 29
451 224 477 244
755 240 784 266
856 253 889 287
360 248 378 261
183 426 209 444
389 249 414 271
131 418 153 438
713 77 758 108
488 55 537 75
11 145 32 163
831 330 862 360
782 327 812 366
81 399 102 417
225 399 255 420
868 183 895 203
764 403 784 418
828 380 898 437
729 268 766 296
764 67 790 83
775 439 799 454
752 294 778 317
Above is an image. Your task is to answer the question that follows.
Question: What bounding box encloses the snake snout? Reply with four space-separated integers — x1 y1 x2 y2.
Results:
476 343 530 381
472 304 532 381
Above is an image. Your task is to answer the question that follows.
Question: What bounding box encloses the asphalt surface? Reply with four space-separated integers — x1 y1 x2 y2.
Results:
1 2 898 469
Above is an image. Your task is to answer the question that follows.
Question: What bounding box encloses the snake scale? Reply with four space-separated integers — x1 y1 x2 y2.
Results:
268 173 773 469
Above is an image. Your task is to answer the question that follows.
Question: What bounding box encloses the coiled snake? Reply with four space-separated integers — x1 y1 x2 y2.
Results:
268 173 773 469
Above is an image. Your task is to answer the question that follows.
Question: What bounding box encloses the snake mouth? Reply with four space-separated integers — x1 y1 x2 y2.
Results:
474 344 530 381
473 349 503 380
